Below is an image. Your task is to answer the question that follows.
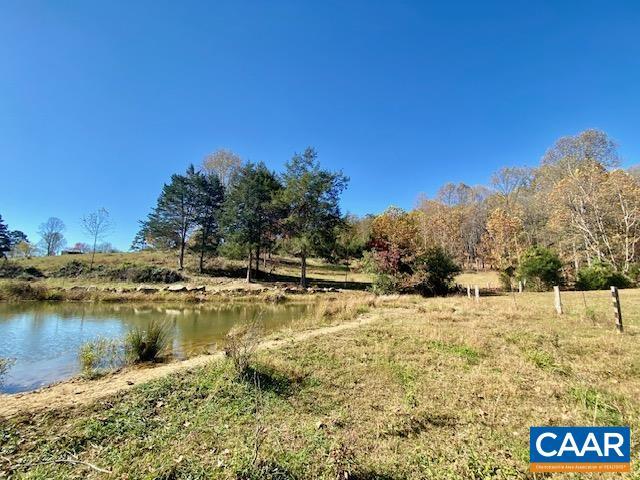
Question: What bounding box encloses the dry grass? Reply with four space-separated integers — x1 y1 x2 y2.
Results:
2 291 640 478
12 251 373 287
455 270 501 287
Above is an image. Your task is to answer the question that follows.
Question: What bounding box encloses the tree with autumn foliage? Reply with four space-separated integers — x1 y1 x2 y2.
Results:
365 207 460 295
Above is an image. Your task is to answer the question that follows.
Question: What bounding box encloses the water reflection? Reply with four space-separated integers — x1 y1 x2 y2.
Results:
0 301 311 394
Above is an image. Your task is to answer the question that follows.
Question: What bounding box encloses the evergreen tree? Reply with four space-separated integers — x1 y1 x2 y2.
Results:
221 162 282 282
191 171 224 273
138 166 200 269
279 148 348 287
0 215 11 259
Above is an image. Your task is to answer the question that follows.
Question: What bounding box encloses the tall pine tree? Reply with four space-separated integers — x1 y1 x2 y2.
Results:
221 162 282 282
280 148 348 287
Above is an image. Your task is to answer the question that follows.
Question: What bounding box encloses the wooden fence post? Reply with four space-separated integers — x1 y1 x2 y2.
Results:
553 286 563 315
611 286 623 333
474 285 480 302
467 284 471 299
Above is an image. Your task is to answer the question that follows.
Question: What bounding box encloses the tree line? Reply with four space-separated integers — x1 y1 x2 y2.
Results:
0 211 115 261
133 148 348 286
364 129 640 292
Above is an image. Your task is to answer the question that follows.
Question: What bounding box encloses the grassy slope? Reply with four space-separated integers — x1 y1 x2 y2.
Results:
2 292 640 479
9 251 372 287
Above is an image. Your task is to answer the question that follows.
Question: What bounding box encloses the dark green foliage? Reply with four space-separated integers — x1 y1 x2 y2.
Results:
0 262 44 279
8 230 28 248
136 166 201 269
108 264 184 283
191 171 224 272
136 166 224 271
279 148 348 286
516 246 563 291
412 246 461 296
126 321 171 362
499 266 516 291
54 260 87 277
575 262 632 290
0 214 10 258
221 162 283 281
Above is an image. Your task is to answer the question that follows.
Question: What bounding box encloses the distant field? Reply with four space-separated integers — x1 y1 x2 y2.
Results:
455 270 500 287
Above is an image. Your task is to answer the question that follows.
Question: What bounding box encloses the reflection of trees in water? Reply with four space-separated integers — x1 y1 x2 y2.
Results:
1 301 314 391
0 301 312 351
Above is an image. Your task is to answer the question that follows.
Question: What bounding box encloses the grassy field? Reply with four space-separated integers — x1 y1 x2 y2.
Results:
2 291 639 478
454 270 501 288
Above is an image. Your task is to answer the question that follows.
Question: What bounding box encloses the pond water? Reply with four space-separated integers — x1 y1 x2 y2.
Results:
0 301 313 394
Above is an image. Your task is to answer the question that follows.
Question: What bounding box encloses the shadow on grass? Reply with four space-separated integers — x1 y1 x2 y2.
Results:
203 264 371 291
242 364 309 397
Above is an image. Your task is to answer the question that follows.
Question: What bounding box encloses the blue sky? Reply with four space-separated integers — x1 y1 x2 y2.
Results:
1 1 639 250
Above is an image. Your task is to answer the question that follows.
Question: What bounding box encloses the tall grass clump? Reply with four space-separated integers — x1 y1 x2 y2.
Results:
0 357 15 386
125 321 171 363
311 295 374 325
224 321 261 376
0 281 55 301
78 337 124 378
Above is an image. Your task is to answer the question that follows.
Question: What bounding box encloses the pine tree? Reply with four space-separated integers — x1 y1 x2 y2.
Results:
221 162 282 282
0 214 11 258
279 148 348 287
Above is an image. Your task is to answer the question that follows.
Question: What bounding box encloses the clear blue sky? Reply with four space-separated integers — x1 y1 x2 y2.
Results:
1 1 639 250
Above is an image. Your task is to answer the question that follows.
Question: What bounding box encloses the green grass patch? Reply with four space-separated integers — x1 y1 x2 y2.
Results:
427 340 482 365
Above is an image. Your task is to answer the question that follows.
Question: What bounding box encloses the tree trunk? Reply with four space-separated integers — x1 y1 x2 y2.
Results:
255 245 260 279
246 249 253 283
179 239 186 270
199 229 207 274
300 253 307 288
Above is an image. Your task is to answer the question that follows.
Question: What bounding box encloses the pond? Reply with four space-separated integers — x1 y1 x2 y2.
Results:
0 301 313 394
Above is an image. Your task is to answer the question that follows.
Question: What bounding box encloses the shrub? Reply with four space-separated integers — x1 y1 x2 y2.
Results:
628 263 640 285
54 260 87 277
516 246 563 291
125 321 171 362
224 321 261 376
411 246 461 296
363 246 460 296
575 262 632 290
0 262 44 280
107 264 184 283
499 266 516 291
79 337 124 378
362 251 399 295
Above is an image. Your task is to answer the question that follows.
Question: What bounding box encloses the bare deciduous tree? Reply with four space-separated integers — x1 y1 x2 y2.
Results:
38 217 66 256
81 208 112 269
202 149 243 188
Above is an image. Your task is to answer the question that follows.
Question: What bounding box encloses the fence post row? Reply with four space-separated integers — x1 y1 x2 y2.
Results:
611 286 623 333
553 286 563 315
